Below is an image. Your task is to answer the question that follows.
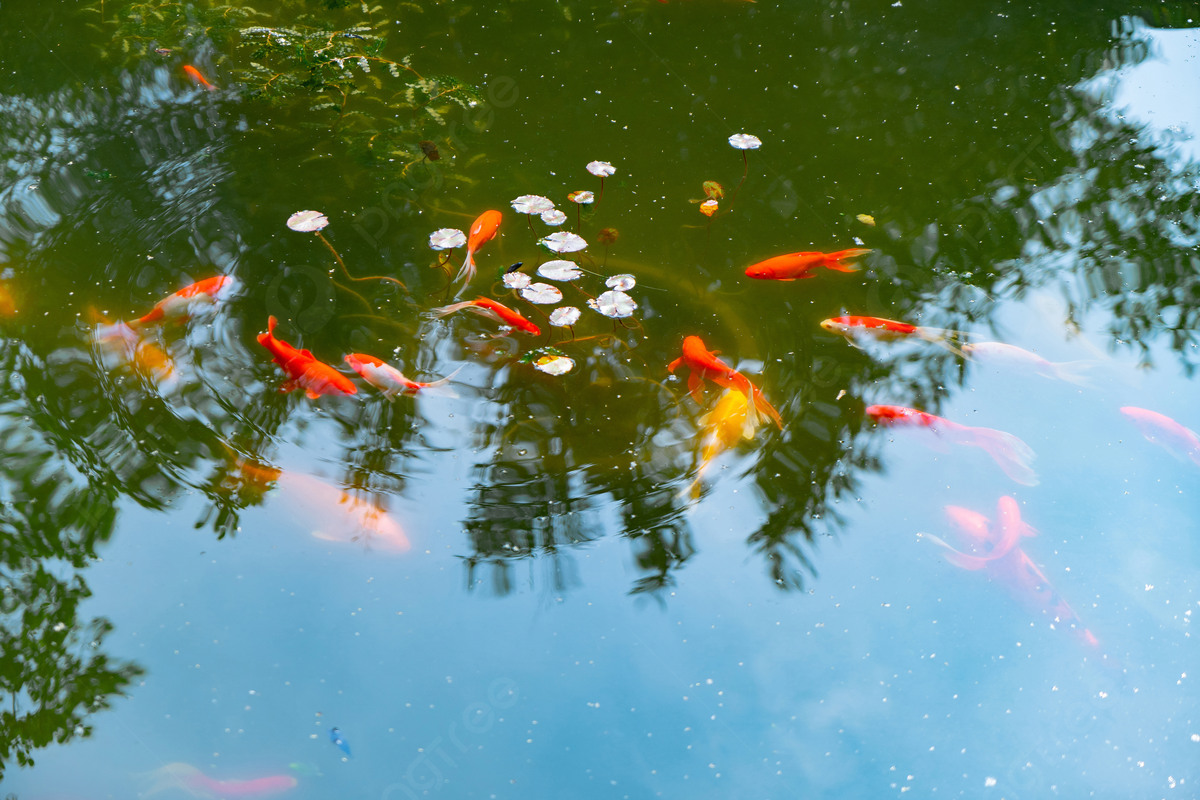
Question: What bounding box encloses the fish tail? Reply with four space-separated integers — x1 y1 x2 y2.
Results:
419 366 463 399
969 427 1039 486
915 326 965 357
751 389 783 429
823 247 872 272
1049 359 1098 388
430 301 476 320
454 250 476 287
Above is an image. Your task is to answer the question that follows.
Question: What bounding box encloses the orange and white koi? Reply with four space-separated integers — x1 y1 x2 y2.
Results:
131 276 238 328
667 335 782 429
183 65 216 91
142 763 296 797
456 210 502 288
865 404 1038 486
962 341 1095 387
682 389 757 499
920 498 1099 649
257 316 357 399
91 315 176 382
344 353 462 401
744 248 871 281
1120 406 1200 466
431 297 540 336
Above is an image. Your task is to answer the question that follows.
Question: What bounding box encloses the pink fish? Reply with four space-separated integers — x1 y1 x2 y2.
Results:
1120 406 1200 466
921 498 1098 649
143 763 296 797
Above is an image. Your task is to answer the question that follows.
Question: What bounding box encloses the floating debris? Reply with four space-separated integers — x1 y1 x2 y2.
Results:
539 232 588 253
728 133 762 150
605 274 636 291
520 283 563 304
287 210 329 232
700 199 719 217
857 213 876 226
541 209 567 226
549 306 582 327
429 228 467 250
703 181 724 199
538 261 583 281
586 161 616 177
418 140 441 161
589 290 637 318
511 195 555 215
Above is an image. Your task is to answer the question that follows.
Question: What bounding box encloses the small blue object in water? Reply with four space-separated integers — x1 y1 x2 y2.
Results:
329 726 352 757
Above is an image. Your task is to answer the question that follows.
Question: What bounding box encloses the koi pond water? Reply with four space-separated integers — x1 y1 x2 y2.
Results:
2 1 1199 797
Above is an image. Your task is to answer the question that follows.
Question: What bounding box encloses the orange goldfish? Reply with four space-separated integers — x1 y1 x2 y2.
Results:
745 248 871 281
682 390 757 499
1120 407 1200 466
456 210 502 288
92 319 176 382
131 276 238 328
142 763 296 797
921 498 1099 649
667 335 782 429
257 316 357 399
962 341 1095 387
344 353 461 400
0 282 17 316
431 297 540 336
865 404 1038 486
183 65 216 91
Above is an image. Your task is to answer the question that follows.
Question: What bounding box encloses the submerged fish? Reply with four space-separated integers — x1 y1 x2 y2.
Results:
131 276 238 328
431 297 540 336
183 65 217 91
920 499 1099 649
343 353 461 401
865 404 1038 486
0 281 17 316
962 341 1095 387
744 248 871 281
667 335 782 429
93 320 176 382
456 210 502 288
682 389 757 499
1120 406 1200 466
820 315 960 353
142 763 296 797
257 316 357 399
330 727 352 757
281 472 409 552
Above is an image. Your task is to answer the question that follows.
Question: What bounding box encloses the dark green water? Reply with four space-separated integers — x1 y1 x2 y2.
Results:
1 0 1199 796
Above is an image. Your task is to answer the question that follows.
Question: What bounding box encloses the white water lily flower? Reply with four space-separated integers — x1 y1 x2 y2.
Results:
538 260 583 281
728 133 762 150
503 271 531 289
539 232 588 253
586 161 616 177
511 195 555 215
605 274 636 291
429 228 467 250
588 290 638 319
541 209 567 226
287 210 329 232
534 354 575 376
569 191 594 204
521 282 563 304
549 306 581 327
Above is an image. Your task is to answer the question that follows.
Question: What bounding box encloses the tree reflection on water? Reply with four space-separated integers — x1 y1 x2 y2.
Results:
1 0 1199 774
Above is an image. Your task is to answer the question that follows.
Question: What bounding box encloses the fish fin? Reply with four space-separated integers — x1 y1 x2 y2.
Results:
970 427 1039 486
915 326 965 357
279 380 298 393
305 389 321 400
822 263 861 273
454 250 476 289
919 532 990 570
418 366 463 399
1050 359 1098 388
430 301 476 319
667 356 683 374
268 315 278 334
687 372 704 403
778 278 796 282
751 389 783 430
299 348 315 359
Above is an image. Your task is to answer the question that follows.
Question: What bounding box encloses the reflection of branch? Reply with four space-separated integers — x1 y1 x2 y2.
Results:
315 230 407 291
